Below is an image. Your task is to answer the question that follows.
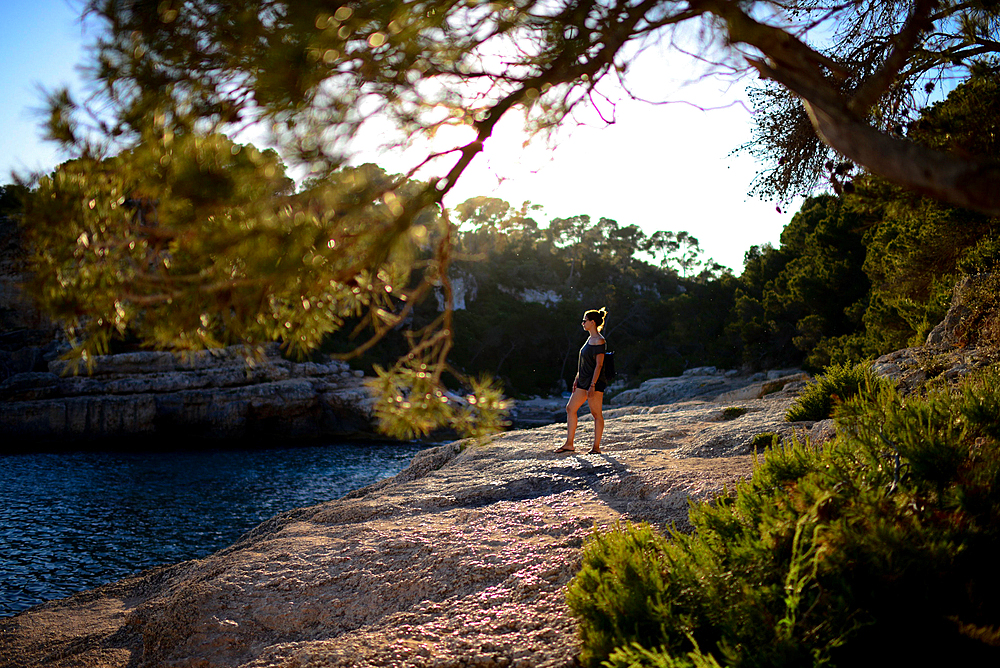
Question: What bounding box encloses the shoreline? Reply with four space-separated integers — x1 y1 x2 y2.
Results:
0 440 429 618
0 388 807 667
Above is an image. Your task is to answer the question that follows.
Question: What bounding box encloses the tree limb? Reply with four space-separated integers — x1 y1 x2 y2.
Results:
849 0 937 114
806 102 1000 215
708 0 1000 216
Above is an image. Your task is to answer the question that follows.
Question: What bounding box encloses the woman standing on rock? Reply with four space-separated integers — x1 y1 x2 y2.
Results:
556 307 607 455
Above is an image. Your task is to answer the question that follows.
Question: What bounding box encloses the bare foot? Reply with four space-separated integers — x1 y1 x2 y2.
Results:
588 448 602 454
554 445 576 453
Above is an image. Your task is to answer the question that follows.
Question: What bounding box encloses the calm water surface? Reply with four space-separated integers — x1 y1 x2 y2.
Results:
0 441 427 617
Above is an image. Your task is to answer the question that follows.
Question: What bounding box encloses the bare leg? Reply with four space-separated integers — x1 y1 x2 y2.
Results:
558 388 589 452
588 391 605 453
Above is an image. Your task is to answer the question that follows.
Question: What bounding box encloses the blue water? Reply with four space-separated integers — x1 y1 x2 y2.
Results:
0 441 427 617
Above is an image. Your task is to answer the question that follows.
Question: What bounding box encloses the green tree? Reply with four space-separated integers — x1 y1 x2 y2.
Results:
449 203 688 393
847 71 1000 355
730 194 870 370
453 197 543 255
568 371 1000 667
645 230 720 279
737 1 1000 209
439 199 738 394
0 184 29 220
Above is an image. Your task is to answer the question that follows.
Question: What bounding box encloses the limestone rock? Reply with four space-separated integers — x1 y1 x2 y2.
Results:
611 368 810 407
807 419 837 446
925 276 976 347
0 390 801 668
871 275 999 395
713 373 811 404
0 345 376 443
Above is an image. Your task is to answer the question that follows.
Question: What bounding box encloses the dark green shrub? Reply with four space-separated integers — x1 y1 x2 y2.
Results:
785 362 886 422
721 406 748 420
567 369 1000 667
749 431 780 451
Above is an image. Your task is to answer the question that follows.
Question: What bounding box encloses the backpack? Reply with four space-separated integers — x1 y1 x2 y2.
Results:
602 350 616 381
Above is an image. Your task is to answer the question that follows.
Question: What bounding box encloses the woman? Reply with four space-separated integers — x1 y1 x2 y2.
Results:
555 307 607 455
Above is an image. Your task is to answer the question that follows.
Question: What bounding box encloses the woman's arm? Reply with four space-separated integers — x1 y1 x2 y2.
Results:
589 353 604 395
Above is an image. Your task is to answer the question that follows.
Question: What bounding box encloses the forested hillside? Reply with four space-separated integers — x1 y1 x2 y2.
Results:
318 192 738 397
326 72 999 397
730 71 1000 374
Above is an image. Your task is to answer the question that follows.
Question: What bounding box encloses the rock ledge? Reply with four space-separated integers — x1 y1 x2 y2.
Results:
0 344 376 443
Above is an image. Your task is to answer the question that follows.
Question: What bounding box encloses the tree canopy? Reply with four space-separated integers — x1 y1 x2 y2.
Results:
738 0 1000 205
728 69 1000 371
24 0 1000 434
731 194 869 370
55 0 998 209
0 184 28 220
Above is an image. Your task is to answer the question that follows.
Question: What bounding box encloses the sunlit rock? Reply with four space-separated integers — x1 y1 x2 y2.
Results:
610 368 810 407
0 386 806 668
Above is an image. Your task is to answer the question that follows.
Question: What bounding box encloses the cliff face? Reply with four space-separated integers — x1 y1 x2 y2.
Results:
0 344 377 444
0 388 809 668
1 212 379 444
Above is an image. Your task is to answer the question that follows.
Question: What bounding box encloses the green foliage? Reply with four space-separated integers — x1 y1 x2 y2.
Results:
23 144 517 437
749 432 781 451
0 183 28 220
25 144 423 360
33 0 1000 437
728 72 1000 373
568 368 1000 666
843 72 1000 356
721 406 748 420
369 367 509 440
737 80 831 203
953 273 1000 349
605 642 725 668
442 202 738 395
565 522 678 668
785 362 886 422
729 195 869 371
738 4 1000 205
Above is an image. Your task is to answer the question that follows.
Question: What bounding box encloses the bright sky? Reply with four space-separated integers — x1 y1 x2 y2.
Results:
0 0 798 273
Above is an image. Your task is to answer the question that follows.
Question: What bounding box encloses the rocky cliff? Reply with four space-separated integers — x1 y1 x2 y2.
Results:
507 367 811 428
875 276 1000 395
0 384 815 668
0 344 377 446
1 212 381 446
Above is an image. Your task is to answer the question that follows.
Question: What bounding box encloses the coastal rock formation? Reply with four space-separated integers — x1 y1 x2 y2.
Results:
610 366 809 407
507 367 811 428
872 275 1000 395
0 388 812 668
0 344 376 444
1 217 379 444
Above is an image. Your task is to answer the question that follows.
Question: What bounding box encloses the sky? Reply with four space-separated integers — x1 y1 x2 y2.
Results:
0 0 799 273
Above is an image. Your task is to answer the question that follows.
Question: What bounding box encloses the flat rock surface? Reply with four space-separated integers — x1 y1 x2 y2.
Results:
0 392 805 668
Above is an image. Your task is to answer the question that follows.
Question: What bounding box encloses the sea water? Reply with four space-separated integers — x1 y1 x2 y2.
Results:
0 441 427 616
